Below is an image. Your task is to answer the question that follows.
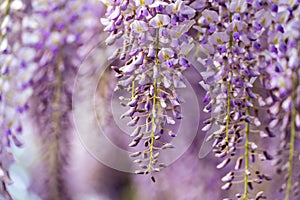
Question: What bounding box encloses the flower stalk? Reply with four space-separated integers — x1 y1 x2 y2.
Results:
48 57 63 200
101 0 195 180
285 68 298 200
0 0 11 42
226 10 233 147
147 28 159 180
243 101 250 200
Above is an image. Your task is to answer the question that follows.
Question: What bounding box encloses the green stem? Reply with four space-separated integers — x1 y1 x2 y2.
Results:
0 0 11 76
229 12 233 48
49 61 62 199
147 28 159 174
4 0 11 15
1 0 11 41
148 80 157 172
131 81 135 99
243 105 250 200
285 69 298 200
225 12 233 146
225 82 231 145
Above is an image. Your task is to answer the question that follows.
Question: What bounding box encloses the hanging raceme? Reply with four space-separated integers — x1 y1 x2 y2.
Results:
266 3 300 200
25 1 102 199
0 0 102 199
1 0 300 199
100 0 196 181
0 0 26 199
195 0 278 198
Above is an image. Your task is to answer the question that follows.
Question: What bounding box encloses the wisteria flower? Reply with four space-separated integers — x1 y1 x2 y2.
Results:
149 14 170 28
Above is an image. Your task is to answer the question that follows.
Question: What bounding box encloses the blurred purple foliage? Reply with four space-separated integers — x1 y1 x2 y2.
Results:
0 0 300 200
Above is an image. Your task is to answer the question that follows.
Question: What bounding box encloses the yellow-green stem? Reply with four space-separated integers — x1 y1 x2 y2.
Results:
243 105 250 200
285 69 298 200
225 12 233 146
147 28 159 173
131 81 135 99
148 80 157 172
49 62 62 199
4 0 11 15
225 82 231 145
1 0 11 41
229 12 233 47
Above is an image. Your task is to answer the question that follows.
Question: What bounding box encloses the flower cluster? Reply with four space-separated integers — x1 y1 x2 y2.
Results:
1 0 102 199
101 0 300 198
2 0 300 199
193 0 290 198
101 0 196 180
1 1 28 198
265 2 300 200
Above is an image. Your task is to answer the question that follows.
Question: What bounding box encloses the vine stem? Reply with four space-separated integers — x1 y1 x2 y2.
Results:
225 82 231 145
4 0 11 16
131 81 135 99
49 58 62 199
147 28 159 177
243 103 250 200
285 68 298 200
148 79 157 174
225 11 233 147
1 0 11 42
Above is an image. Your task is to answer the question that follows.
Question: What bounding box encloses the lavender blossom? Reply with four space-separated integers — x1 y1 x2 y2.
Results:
2 0 300 199
1 0 102 199
195 1 277 198
101 0 195 180
265 3 300 200
27 1 102 199
0 1 27 198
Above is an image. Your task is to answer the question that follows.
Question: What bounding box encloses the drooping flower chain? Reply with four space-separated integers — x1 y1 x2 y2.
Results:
194 0 283 198
0 1 25 198
101 0 195 180
266 2 300 199
1 0 101 199
26 1 101 199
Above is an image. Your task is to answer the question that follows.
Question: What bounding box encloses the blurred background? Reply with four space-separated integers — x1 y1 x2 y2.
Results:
0 0 285 200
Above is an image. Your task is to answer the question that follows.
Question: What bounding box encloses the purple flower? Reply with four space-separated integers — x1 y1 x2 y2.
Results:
149 14 170 28
130 20 149 34
158 48 174 61
101 0 195 180
229 0 247 13
1 0 103 199
202 9 219 23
